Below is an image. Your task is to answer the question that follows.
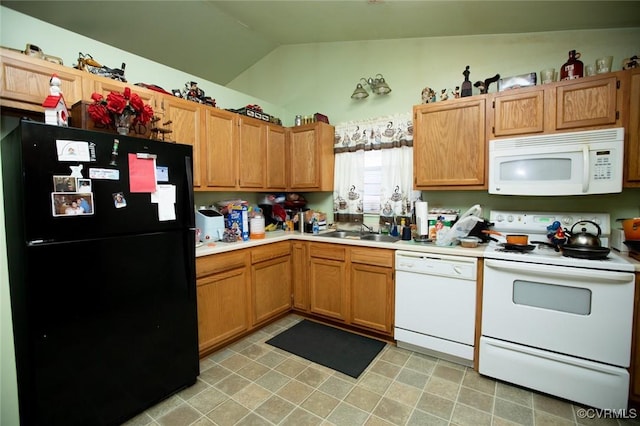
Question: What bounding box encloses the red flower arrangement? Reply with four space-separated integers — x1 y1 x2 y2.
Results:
87 87 154 127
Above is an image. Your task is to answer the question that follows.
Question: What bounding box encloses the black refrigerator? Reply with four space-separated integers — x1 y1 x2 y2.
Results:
2 120 199 425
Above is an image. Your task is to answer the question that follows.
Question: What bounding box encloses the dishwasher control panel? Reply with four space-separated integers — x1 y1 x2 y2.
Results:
395 251 477 280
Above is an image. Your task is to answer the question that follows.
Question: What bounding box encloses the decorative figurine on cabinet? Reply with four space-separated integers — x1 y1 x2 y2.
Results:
623 55 639 70
439 89 449 101
461 66 472 97
474 74 500 94
42 74 68 127
451 86 460 98
421 87 436 103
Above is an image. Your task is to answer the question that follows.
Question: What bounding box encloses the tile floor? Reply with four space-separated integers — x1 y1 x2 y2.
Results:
123 315 640 426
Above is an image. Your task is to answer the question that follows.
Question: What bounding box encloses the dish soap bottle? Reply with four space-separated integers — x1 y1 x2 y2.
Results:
312 217 319 235
560 50 583 81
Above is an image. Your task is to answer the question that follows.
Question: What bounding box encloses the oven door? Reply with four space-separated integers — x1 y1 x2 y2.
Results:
482 259 634 367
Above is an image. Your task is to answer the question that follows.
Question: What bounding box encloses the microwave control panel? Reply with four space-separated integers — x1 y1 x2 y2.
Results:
592 150 613 180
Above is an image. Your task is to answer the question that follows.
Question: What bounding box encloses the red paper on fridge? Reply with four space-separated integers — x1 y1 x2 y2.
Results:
128 153 157 193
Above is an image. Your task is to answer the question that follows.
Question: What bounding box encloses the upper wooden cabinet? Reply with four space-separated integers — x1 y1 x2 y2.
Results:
161 96 204 187
266 125 287 190
0 48 84 112
413 97 487 190
490 73 621 138
238 116 266 189
625 68 640 187
288 122 335 191
201 107 238 190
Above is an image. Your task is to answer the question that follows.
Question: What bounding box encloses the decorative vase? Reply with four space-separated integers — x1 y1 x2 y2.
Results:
114 111 133 135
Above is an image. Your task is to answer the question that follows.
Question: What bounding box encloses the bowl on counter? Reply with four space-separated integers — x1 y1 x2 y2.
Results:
459 236 481 248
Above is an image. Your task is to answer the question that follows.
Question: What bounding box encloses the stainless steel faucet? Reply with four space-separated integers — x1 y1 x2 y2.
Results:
361 223 375 234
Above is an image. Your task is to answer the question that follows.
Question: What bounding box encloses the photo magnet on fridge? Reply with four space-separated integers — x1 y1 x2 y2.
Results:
51 193 94 217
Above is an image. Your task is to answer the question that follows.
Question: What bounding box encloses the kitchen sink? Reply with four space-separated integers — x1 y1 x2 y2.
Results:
359 234 400 243
322 230 362 239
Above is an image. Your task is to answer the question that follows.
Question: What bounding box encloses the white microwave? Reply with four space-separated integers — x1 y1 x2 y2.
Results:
488 127 624 196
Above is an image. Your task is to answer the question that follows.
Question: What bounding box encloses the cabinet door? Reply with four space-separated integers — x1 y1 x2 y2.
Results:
289 124 320 190
626 69 640 186
251 255 291 325
291 241 308 311
163 96 203 187
0 49 84 112
265 125 287 190
196 267 249 354
349 247 394 334
493 89 544 137
413 98 486 189
555 76 618 130
202 108 237 189
350 263 393 334
309 243 347 321
238 116 266 189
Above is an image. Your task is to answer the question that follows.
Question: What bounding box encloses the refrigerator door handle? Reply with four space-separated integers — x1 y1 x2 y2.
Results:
185 156 195 228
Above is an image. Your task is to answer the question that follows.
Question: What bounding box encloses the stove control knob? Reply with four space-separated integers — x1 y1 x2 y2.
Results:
507 215 514 223
561 216 573 226
495 214 504 223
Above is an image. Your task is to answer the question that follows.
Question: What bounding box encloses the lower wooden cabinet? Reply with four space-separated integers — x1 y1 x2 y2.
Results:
309 243 348 321
306 242 395 336
349 247 394 334
196 250 250 355
291 241 309 311
251 242 292 326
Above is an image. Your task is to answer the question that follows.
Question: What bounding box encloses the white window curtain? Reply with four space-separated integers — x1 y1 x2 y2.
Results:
333 112 420 224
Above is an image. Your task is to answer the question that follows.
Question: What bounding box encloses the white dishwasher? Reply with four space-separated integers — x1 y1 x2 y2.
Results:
394 250 477 366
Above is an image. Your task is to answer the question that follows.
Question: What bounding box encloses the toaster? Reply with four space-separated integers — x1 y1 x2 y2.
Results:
610 228 629 253
195 208 225 242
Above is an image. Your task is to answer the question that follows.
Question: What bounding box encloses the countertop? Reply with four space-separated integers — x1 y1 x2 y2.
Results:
195 230 640 271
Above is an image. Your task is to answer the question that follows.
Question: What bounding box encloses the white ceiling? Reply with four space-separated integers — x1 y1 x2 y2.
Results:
3 1 640 86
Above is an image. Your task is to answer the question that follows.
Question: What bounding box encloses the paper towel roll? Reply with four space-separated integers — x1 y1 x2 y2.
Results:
415 201 428 236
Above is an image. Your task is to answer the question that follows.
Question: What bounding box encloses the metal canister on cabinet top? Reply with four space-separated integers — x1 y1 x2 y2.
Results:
294 115 302 126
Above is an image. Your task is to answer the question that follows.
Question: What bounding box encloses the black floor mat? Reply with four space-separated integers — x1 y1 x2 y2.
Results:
266 320 386 378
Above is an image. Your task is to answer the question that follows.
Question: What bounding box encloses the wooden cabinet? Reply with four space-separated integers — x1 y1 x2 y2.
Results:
288 122 335 191
492 89 544 137
196 250 250 356
630 272 640 405
625 68 640 187
291 241 309 311
413 97 487 190
349 247 394 334
266 125 287 190
201 107 237 190
238 116 266 189
307 242 395 336
250 242 291 326
0 48 84 112
490 73 621 138
308 243 348 321
161 96 204 187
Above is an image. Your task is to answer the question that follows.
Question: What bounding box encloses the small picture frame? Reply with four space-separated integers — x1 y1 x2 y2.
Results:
113 192 127 208
52 193 94 217
53 176 76 192
77 178 92 193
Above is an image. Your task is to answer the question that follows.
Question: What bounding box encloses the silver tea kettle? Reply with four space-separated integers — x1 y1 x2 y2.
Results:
565 220 602 247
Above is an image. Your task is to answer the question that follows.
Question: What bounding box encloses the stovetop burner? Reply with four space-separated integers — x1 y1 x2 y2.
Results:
483 210 634 272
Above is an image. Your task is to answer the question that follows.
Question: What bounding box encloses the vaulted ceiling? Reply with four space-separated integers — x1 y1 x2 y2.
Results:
3 1 640 86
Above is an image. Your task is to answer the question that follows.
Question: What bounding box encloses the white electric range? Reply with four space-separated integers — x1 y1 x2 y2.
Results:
479 210 635 410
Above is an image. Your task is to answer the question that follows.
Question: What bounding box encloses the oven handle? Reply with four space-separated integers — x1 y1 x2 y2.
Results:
484 259 632 284
582 144 590 193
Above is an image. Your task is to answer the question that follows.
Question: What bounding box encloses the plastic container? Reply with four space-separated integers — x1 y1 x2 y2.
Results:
459 236 481 248
250 213 265 239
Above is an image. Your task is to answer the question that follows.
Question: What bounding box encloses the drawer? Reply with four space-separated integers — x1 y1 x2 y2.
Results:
309 242 346 261
350 247 393 268
197 250 248 278
251 241 290 264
